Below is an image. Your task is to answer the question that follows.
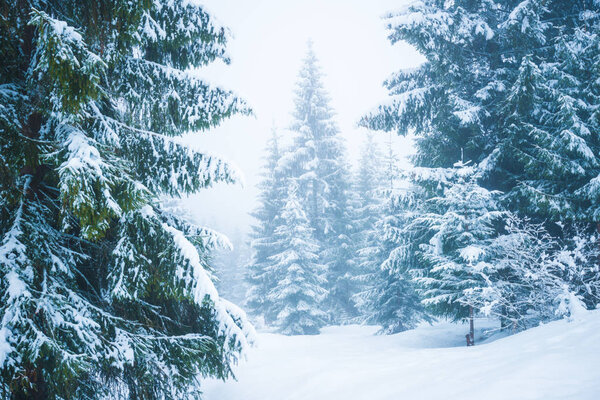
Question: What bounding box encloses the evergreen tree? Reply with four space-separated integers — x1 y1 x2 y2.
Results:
352 134 385 268
496 1 600 220
0 2 253 398
280 42 355 323
353 138 425 333
351 135 385 320
267 182 328 335
351 135 386 304
357 189 427 334
554 226 600 309
411 162 504 323
363 0 600 329
246 128 287 324
362 0 600 221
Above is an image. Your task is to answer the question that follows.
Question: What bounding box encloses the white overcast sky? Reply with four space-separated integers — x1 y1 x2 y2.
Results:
182 0 424 238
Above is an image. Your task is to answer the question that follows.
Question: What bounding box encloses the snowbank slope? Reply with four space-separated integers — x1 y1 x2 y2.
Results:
202 311 600 400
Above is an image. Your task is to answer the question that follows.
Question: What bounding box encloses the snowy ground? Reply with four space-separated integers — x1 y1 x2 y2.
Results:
202 311 600 400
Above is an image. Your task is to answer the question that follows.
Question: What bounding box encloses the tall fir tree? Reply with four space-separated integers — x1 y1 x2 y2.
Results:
246 128 287 325
267 182 328 335
362 0 600 222
363 0 600 327
351 135 386 321
353 139 426 334
0 2 253 398
279 42 355 323
355 191 427 334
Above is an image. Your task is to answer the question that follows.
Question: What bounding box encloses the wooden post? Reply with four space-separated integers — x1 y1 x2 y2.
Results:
469 306 475 346
466 306 475 346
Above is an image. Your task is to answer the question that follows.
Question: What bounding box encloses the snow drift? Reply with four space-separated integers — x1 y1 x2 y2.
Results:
202 311 600 400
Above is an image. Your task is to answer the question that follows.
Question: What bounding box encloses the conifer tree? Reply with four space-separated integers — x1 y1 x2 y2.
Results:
411 162 504 323
0 2 253 398
353 138 425 333
280 42 355 323
352 134 385 269
382 133 402 192
363 0 600 220
363 0 600 328
246 128 287 324
496 1 600 220
267 182 328 335
351 135 386 320
356 189 427 334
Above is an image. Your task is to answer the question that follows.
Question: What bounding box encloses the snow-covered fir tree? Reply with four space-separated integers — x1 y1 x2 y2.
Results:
554 226 600 309
363 0 600 329
352 137 425 333
351 134 386 307
362 0 600 221
246 128 287 325
279 42 355 323
0 2 253 398
382 133 403 192
496 1 600 221
353 135 385 245
410 162 504 324
357 188 427 334
267 182 328 335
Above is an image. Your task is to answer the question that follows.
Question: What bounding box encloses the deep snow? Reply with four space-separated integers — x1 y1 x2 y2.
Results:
202 311 600 400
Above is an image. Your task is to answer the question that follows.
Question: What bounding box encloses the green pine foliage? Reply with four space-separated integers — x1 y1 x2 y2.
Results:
0 1 253 398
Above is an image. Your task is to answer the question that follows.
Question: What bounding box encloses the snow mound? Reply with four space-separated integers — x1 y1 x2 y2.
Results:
202 311 600 400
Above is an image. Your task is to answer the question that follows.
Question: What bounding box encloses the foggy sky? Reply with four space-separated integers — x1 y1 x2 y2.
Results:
181 0 424 239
